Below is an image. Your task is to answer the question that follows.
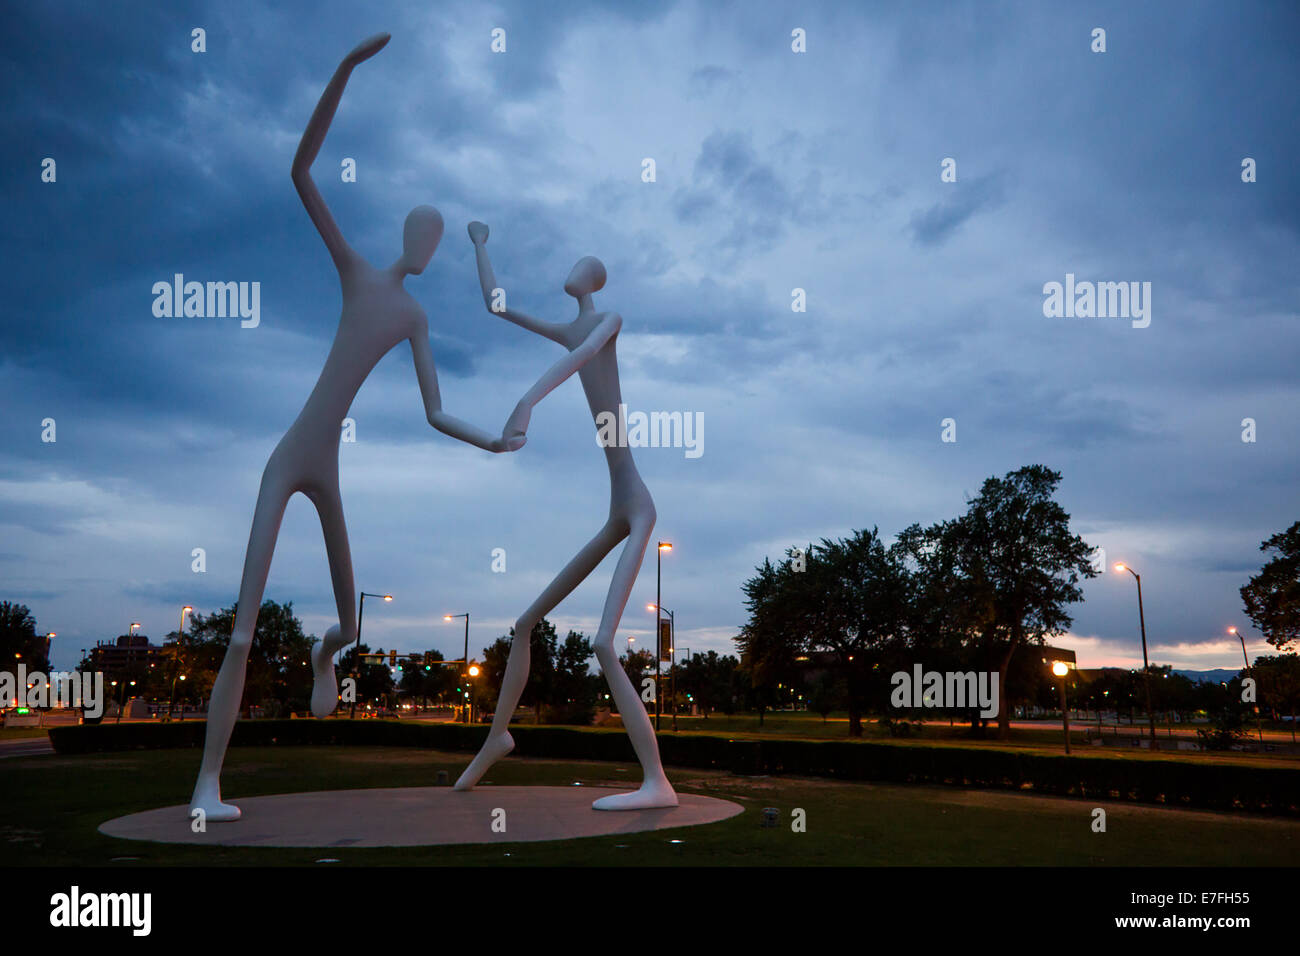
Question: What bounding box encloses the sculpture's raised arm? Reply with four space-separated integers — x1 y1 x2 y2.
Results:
291 33 390 273
469 222 569 343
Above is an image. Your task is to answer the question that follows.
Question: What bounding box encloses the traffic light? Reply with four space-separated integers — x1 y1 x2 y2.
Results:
389 649 397 667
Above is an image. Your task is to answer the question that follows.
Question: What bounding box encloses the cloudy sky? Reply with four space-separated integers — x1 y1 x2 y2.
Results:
2 0 1296 678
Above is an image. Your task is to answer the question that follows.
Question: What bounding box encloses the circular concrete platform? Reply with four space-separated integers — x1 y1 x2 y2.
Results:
99 786 744 848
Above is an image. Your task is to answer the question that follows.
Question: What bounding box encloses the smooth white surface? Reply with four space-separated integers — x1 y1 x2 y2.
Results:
453 223 678 810
190 34 509 823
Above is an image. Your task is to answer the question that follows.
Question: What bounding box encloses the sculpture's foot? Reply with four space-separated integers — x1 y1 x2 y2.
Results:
453 732 514 790
310 626 347 718
592 775 678 811
189 777 241 823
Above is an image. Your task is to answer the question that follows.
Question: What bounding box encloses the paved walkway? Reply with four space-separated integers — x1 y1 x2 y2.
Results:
0 737 53 759
99 786 744 848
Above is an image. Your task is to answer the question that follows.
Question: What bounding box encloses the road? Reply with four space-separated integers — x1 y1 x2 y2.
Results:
0 736 54 759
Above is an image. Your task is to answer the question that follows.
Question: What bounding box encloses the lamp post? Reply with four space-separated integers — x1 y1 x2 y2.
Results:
467 662 480 723
445 613 470 722
655 541 672 731
647 604 677 730
1114 563 1158 751
678 645 692 717
169 605 192 721
1052 661 1071 754
351 592 392 718
1228 626 1265 743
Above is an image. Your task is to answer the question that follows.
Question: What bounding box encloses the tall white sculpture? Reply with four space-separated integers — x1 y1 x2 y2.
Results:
189 34 513 823
454 223 679 810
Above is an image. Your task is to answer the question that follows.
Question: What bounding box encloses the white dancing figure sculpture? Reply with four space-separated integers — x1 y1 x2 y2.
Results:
190 35 513 822
454 222 679 810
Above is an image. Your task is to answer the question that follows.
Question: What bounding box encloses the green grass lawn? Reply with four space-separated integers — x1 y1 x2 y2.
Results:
0 727 51 739
3 745 1297 867
608 712 1299 767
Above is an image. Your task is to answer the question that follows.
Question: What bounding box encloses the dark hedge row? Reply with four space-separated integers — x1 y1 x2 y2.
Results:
46 719 1300 815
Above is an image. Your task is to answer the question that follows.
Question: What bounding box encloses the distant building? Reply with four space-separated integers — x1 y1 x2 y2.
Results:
87 634 164 680
1038 646 1077 669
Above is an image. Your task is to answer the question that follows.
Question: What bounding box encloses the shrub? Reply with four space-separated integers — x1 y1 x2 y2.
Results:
45 719 1300 815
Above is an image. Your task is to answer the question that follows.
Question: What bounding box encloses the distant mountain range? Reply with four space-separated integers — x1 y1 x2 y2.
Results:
1170 668 1243 684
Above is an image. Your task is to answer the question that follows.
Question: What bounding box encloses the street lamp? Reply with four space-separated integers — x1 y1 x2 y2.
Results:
1052 661 1071 754
129 622 141 636
648 603 677 730
467 663 480 723
445 613 470 722
1114 563 1158 750
169 605 192 721
1228 626 1265 743
351 592 393 718
655 541 672 731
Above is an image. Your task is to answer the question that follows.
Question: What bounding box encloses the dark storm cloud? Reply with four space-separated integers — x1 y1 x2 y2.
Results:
909 173 1005 246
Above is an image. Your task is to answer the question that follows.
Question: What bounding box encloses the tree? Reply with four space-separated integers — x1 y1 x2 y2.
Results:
616 648 656 715
0 601 49 674
806 670 845 722
678 650 740 718
1253 654 1300 742
1241 521 1300 651
188 601 316 715
944 465 1097 738
738 530 911 735
337 644 394 710
735 555 800 728
400 649 459 710
549 630 599 724
481 618 559 723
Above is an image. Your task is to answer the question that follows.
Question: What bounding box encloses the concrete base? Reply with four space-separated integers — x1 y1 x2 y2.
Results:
99 786 744 848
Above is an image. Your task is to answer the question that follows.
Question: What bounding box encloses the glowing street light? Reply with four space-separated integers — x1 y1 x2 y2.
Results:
1114 563 1158 750
648 603 678 730
170 605 193 721
1228 626 1265 742
1051 660 1071 754
654 541 673 731
466 662 481 722
445 613 471 722
351 592 393 718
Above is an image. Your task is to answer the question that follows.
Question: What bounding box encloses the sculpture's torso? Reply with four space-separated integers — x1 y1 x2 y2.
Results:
273 259 422 478
560 309 651 515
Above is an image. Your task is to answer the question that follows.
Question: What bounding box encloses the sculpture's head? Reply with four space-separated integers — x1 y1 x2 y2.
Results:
400 205 444 275
564 256 606 298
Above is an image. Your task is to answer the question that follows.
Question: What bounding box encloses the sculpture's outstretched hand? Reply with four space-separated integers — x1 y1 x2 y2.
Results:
503 401 530 451
468 221 489 245
343 32 390 68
